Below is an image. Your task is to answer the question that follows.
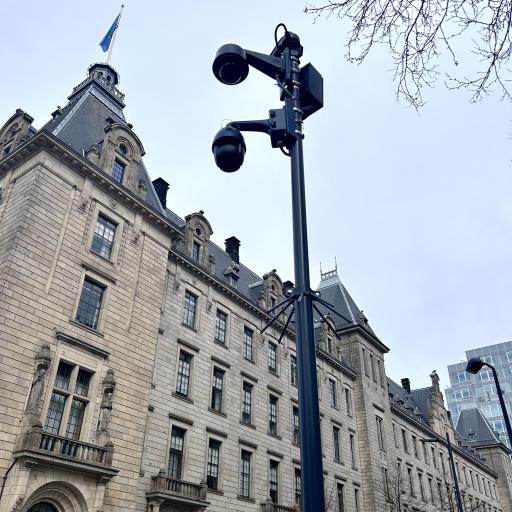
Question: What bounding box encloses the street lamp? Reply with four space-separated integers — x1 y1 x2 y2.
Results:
421 433 464 512
466 357 512 447
212 25 331 512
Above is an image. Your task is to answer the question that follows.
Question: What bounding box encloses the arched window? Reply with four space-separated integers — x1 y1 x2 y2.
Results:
29 503 58 512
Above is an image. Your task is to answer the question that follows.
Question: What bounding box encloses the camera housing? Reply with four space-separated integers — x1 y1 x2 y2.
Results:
212 126 246 172
212 44 249 85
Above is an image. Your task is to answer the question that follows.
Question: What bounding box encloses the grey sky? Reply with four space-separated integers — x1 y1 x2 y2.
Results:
2 1 510 390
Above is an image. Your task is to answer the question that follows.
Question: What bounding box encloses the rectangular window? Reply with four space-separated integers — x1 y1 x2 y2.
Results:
241 382 253 424
269 460 279 503
328 378 337 408
337 482 345 512
431 446 437 469
240 450 252 497
290 354 297 386
362 348 369 376
210 367 224 412
268 395 278 435
295 468 302 506
482 355 494 364
292 405 300 445
376 416 385 450
268 342 277 372
457 371 468 383
176 351 192 396
354 488 360 512
506 351 512 363
418 472 425 500
428 477 434 504
76 278 105 329
401 429 409 452
407 467 414 495
215 310 227 344
333 426 341 461
370 353 377 382
182 291 197 328
168 426 185 479
349 433 357 468
345 387 353 416
191 241 201 262
243 327 253 361
382 467 389 500
326 336 333 353
207 439 221 490
412 435 418 458
44 361 93 440
480 369 493 382
91 214 117 260
111 159 126 183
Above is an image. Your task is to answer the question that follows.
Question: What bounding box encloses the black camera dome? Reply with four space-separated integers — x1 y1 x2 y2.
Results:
212 126 246 173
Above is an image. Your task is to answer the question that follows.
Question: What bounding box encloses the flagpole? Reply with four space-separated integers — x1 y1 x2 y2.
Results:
106 5 124 65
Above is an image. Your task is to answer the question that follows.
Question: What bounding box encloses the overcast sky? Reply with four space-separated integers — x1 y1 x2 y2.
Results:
2 1 511 390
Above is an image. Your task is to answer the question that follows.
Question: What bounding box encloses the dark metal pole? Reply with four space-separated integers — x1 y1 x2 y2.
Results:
446 432 464 512
287 47 326 512
487 363 512 447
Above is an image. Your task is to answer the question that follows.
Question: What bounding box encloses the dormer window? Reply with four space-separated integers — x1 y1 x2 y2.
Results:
229 274 238 288
118 143 128 156
3 145 11 155
112 159 126 183
192 241 201 262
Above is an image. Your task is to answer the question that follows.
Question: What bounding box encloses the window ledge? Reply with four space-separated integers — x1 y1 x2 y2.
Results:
240 420 256 430
89 250 115 266
69 319 104 338
237 495 255 503
243 357 256 365
214 339 228 349
181 322 197 333
208 408 227 418
172 392 194 404
267 432 282 440
208 489 224 496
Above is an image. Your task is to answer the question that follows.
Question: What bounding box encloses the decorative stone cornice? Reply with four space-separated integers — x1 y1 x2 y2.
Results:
0 130 181 240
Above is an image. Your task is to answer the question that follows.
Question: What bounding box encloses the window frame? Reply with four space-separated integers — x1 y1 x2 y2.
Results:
43 360 95 442
175 350 193 398
207 437 222 490
214 309 228 345
241 381 253 425
268 394 279 435
269 459 280 503
73 272 109 332
268 341 278 373
111 158 126 183
243 326 254 362
328 378 338 409
182 290 198 329
210 366 225 413
168 425 186 479
239 449 253 498
91 213 118 261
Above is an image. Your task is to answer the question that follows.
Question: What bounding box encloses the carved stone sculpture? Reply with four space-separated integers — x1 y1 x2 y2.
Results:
23 344 51 428
96 369 116 446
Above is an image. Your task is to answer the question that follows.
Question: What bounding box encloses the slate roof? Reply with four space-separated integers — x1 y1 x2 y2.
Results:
456 409 503 448
40 69 164 215
387 377 429 426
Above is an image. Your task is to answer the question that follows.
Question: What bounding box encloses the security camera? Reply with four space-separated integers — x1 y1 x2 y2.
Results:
212 44 249 85
212 126 246 172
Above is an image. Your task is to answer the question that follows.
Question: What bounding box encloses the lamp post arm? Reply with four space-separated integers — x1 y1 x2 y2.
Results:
227 119 270 134
485 362 512 447
445 432 465 512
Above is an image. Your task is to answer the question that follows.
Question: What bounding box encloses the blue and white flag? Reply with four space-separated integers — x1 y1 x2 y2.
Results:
99 11 122 52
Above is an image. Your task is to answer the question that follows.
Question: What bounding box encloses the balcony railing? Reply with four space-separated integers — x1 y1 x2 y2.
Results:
13 426 117 479
261 500 299 512
38 432 112 465
151 472 207 501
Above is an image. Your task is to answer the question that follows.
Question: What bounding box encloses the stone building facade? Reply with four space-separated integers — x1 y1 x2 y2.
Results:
0 63 511 512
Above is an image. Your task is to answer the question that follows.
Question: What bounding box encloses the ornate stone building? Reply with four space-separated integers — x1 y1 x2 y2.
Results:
0 63 511 512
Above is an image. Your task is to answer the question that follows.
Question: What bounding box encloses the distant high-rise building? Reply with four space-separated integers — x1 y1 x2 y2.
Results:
446 341 512 447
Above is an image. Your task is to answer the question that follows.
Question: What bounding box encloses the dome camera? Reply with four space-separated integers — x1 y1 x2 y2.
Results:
212 44 249 85
212 126 246 172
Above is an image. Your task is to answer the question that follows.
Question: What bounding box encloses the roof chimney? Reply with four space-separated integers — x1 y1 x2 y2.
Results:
225 236 241 263
401 378 411 395
152 178 169 209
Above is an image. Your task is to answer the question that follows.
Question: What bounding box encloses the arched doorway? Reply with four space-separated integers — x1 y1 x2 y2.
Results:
29 503 58 512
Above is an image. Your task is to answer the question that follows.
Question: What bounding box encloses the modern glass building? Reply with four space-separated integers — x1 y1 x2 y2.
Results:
446 340 512 447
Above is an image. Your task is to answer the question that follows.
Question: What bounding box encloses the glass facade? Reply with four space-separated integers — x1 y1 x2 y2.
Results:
446 340 512 447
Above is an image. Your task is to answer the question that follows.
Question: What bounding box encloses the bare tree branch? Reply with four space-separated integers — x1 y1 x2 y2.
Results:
305 0 512 106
